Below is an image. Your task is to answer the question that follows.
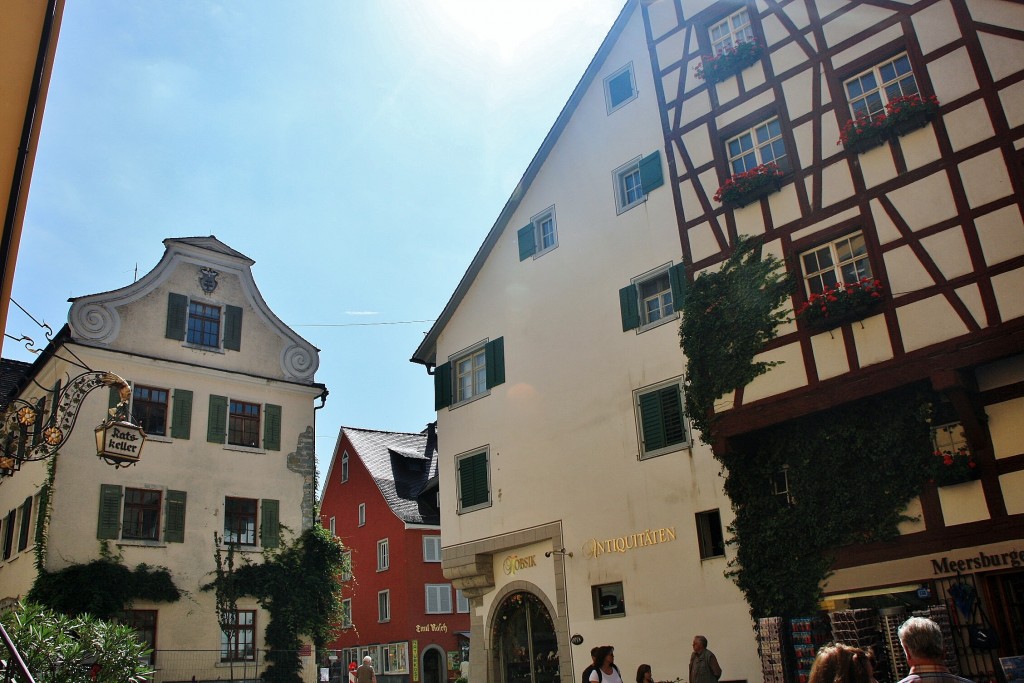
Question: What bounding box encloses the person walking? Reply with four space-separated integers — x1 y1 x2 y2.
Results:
582 647 601 683
589 645 623 683
356 656 378 683
897 617 971 683
689 636 722 683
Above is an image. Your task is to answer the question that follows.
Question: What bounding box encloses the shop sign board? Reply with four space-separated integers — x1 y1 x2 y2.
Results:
412 640 419 682
930 548 1024 575
503 554 537 575
582 527 677 558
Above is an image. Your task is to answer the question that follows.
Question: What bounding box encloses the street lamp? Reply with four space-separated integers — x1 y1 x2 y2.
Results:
0 371 146 476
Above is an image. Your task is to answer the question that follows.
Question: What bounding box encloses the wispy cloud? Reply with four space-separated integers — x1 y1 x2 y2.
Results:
345 311 379 316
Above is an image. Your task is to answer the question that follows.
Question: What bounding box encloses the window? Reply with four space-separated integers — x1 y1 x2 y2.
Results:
377 538 390 571
132 386 168 437
726 117 787 174
229 400 260 448
341 550 353 581
341 451 350 482
329 516 336 536
97 485 186 544
456 589 470 613
425 584 453 614
221 609 256 662
378 590 391 622
800 232 872 295
456 347 486 403
933 421 969 454
517 206 558 261
696 510 726 559
2 509 15 560
224 497 257 545
122 488 162 541
341 598 353 628
619 263 686 332
17 496 32 553
187 302 221 348
456 450 491 513
613 151 664 214
709 7 754 55
166 293 241 350
358 503 366 527
592 582 626 619
845 53 918 120
604 62 637 114
119 610 157 665
381 643 409 674
423 536 442 563
771 467 792 505
635 379 688 458
207 396 280 451
435 338 505 409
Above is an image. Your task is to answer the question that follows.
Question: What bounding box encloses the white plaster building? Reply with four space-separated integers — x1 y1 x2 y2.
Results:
0 236 326 682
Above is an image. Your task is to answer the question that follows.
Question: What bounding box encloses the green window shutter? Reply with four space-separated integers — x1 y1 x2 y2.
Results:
485 337 505 389
223 305 243 351
639 391 666 453
31 397 46 446
459 453 489 509
18 496 32 551
264 404 282 451
638 150 664 194
639 385 686 454
97 484 122 540
658 385 686 447
164 490 187 543
108 385 121 412
261 499 280 548
166 292 188 341
434 362 452 410
619 284 641 332
669 263 687 312
207 395 228 443
48 380 61 426
517 224 537 261
171 389 193 439
35 484 49 545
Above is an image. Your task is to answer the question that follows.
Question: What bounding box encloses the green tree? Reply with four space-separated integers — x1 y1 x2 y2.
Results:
0 601 154 682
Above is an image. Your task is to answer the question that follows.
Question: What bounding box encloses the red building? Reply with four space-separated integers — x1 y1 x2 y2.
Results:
320 424 469 683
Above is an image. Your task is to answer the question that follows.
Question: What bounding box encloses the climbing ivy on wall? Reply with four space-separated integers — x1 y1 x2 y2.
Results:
679 236 792 443
679 237 935 618
204 524 349 683
29 556 181 620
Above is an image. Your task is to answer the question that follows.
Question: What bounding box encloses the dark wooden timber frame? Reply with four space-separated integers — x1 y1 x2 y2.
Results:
640 0 1024 567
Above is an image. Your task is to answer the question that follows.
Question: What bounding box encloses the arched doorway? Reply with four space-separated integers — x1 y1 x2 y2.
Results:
423 647 445 683
493 591 558 683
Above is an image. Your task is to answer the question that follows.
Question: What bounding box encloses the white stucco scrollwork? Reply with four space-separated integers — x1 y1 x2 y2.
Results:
68 301 121 344
281 344 319 380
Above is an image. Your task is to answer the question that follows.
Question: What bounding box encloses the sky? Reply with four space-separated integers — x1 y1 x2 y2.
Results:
5 0 627 487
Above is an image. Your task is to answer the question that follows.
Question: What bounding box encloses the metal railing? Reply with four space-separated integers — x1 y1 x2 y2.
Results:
0 620 36 683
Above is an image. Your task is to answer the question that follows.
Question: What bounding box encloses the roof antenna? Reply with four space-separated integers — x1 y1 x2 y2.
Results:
133 263 138 282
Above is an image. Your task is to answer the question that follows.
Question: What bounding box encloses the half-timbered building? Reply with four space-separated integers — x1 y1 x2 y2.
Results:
644 0 1024 678
413 0 1024 682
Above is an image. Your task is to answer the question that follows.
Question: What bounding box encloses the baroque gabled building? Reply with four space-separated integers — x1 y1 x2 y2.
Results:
319 425 469 683
0 236 326 683
412 1 1024 682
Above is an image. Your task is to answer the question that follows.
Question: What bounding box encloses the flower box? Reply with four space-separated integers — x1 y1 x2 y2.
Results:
932 446 979 487
838 93 940 154
795 277 885 330
694 40 763 84
714 162 784 208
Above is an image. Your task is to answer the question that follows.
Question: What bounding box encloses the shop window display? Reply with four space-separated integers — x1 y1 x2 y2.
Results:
493 592 558 683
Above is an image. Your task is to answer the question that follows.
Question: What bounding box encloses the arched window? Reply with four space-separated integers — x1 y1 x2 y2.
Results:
342 451 350 482
493 592 557 683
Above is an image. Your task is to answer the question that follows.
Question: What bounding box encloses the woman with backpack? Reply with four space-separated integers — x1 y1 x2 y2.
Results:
589 646 623 683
